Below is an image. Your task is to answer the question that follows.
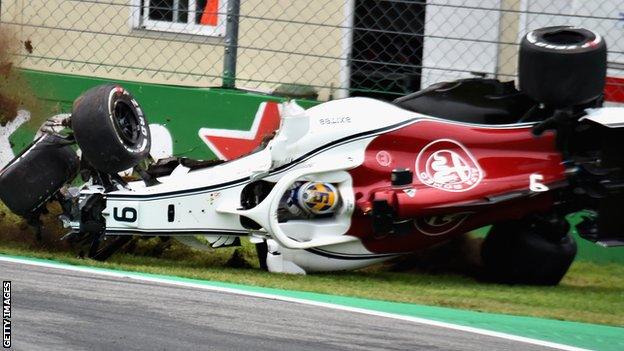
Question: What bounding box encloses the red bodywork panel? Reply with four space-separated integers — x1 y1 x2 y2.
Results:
347 120 566 253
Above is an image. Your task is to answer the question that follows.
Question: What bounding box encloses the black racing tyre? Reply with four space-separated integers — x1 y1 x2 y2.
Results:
481 220 577 285
0 134 79 216
71 84 150 174
518 26 607 108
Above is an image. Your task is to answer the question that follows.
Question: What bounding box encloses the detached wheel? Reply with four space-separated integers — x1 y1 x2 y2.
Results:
0 134 79 216
481 220 577 285
519 26 607 107
72 84 150 174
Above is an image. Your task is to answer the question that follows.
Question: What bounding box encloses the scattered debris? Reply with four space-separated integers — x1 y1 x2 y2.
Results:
0 93 18 127
273 83 319 100
226 248 253 268
0 62 12 78
0 31 39 127
388 232 485 277
24 40 33 54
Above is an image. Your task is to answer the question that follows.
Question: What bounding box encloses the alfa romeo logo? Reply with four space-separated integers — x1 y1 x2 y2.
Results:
416 139 483 192
414 213 471 236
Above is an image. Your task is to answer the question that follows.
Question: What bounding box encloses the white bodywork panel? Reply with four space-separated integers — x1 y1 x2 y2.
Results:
582 108 624 128
62 99 624 273
72 98 424 273
0 110 31 169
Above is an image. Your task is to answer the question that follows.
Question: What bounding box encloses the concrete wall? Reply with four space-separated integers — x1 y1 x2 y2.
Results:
0 0 346 99
496 0 624 81
1 0 222 86
235 0 346 98
496 0 523 79
2 0 621 97
421 0 503 88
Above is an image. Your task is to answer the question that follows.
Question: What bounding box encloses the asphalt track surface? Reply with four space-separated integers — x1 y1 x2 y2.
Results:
3 260 559 351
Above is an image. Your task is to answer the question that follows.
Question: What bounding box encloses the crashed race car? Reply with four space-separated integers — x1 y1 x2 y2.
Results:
1 26 622 285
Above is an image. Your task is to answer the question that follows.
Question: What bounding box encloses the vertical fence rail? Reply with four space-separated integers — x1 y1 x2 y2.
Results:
0 0 621 102
222 0 240 89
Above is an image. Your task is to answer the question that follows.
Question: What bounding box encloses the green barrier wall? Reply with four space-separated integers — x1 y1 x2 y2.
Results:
8 69 624 264
10 69 318 159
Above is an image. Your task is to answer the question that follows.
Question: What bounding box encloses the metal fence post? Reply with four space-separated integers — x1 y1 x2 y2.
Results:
222 0 240 89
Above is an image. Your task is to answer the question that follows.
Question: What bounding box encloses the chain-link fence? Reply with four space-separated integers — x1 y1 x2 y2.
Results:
0 0 622 102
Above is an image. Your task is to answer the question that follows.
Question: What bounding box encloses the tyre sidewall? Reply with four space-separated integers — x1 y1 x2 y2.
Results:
482 221 577 285
519 26 607 107
0 135 79 215
72 84 151 174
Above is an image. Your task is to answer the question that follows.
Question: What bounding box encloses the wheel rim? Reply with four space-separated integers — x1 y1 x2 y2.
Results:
112 100 141 146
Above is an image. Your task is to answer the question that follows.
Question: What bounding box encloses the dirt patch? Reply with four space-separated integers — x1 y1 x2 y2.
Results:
388 233 485 277
0 31 40 126
0 62 12 78
0 202 73 252
0 93 18 127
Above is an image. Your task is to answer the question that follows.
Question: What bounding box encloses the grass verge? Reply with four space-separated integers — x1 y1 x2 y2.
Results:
1 202 622 327
0 237 622 327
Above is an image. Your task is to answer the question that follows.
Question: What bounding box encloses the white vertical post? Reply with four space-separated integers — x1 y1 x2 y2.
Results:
336 0 355 99
189 0 197 25
173 0 180 22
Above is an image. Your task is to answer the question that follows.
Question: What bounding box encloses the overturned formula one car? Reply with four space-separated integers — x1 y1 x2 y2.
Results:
1 26 622 285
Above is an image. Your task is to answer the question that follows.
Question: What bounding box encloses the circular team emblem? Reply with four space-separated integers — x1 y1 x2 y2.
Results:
414 213 471 236
416 139 483 192
375 150 392 167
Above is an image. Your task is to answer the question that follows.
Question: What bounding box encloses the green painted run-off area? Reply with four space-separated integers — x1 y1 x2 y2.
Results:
1 254 622 351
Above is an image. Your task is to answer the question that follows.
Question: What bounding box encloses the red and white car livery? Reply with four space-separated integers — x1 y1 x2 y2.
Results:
73 95 612 275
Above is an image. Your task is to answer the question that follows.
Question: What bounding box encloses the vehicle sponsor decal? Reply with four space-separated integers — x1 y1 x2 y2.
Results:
415 139 483 192
318 116 351 125
403 188 416 197
375 150 392 167
414 213 471 236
